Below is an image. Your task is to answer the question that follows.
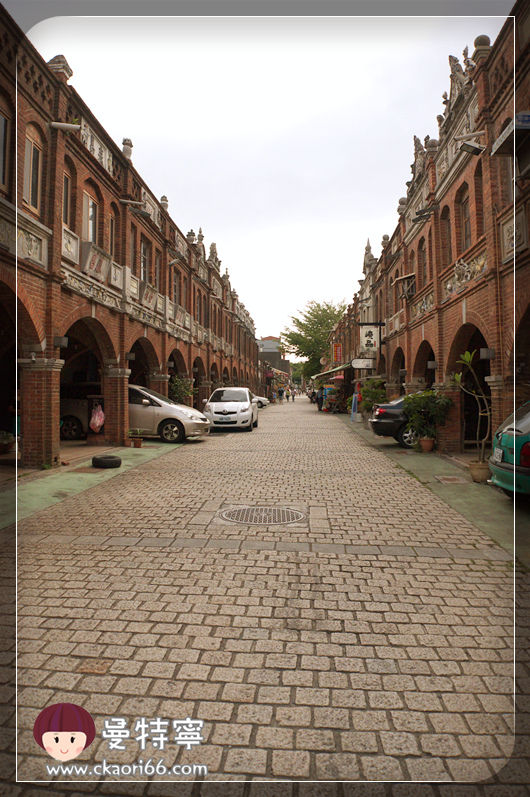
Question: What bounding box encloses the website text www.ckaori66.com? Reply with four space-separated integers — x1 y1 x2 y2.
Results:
45 758 208 778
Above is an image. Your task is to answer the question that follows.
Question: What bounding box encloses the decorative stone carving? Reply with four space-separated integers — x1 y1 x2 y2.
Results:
62 270 121 309
501 208 527 262
139 280 157 309
411 292 435 319
130 276 139 300
0 218 16 251
110 263 123 289
80 242 112 283
18 229 44 264
443 253 487 297
62 227 79 264
80 119 115 177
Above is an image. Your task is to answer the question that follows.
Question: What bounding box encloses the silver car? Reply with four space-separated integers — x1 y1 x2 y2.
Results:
203 387 259 431
60 385 210 443
128 386 210 443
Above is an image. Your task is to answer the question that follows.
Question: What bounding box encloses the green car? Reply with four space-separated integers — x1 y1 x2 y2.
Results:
489 401 530 497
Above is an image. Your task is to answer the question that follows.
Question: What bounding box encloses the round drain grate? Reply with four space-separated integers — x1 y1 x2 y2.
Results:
220 507 305 525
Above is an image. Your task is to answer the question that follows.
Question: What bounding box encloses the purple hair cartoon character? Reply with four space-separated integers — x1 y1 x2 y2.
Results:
33 703 96 762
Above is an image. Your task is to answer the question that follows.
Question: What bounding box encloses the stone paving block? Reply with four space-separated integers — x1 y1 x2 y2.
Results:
224 748 267 775
360 755 405 780
271 750 310 778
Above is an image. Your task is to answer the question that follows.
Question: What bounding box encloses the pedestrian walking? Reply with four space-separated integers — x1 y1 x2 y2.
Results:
317 385 324 411
278 386 284 405
285 389 290 402
292 390 295 402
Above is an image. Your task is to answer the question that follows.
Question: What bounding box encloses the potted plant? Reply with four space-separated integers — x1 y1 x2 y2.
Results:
403 390 453 452
359 379 387 428
129 429 143 448
453 350 492 482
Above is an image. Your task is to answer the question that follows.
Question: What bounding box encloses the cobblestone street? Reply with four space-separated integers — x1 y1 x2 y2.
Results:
12 400 523 790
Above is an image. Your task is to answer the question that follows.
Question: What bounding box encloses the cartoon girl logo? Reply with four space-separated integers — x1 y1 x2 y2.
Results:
33 703 96 762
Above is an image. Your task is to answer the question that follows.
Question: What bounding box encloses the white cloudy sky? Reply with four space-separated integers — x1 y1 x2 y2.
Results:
24 12 510 339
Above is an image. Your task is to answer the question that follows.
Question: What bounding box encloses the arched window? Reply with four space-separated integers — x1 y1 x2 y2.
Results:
393 269 400 311
440 205 452 268
456 183 471 253
418 238 427 288
63 169 72 228
182 277 188 311
427 229 433 282
109 203 120 262
23 123 44 215
474 161 484 238
82 182 99 243
172 267 180 305
203 296 207 328
0 93 12 198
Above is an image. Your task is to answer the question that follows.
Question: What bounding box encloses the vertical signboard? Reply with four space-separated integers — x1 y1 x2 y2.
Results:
360 326 379 352
333 344 342 363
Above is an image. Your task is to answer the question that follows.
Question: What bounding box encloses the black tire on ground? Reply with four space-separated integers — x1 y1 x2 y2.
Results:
159 419 186 443
257 401 263 408
92 454 122 469
501 488 514 499
245 423 253 432
395 424 418 449
60 416 83 440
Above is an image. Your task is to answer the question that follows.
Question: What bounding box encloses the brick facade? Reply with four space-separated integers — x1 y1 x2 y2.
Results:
0 7 259 467
327 3 529 454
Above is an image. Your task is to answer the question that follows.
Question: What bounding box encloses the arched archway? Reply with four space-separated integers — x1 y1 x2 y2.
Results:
60 318 119 442
128 337 160 387
390 347 406 395
222 367 229 384
413 340 436 388
168 348 188 377
377 353 386 377
446 324 491 447
192 357 206 408
512 303 530 408
232 367 238 385
210 362 220 388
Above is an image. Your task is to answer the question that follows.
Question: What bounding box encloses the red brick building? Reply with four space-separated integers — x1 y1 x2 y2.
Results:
326 3 528 453
0 6 259 467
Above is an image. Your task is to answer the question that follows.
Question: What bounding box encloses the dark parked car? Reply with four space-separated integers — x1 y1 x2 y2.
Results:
368 396 419 448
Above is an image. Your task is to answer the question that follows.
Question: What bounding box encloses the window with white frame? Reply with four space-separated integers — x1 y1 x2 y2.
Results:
82 189 98 243
63 173 71 227
140 238 150 282
23 124 43 214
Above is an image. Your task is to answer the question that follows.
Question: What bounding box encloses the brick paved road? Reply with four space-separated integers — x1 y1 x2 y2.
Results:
12 399 524 790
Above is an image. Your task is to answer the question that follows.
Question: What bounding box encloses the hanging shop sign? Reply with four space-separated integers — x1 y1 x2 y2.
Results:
332 344 342 363
351 358 376 369
360 326 379 351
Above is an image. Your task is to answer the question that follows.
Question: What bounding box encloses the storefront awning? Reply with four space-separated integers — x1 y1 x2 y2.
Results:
311 363 350 380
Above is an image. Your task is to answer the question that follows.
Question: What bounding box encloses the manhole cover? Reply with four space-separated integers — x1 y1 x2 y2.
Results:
220 507 305 525
433 475 469 484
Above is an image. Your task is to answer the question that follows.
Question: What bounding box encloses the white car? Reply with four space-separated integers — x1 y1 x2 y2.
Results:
254 395 270 408
203 387 259 431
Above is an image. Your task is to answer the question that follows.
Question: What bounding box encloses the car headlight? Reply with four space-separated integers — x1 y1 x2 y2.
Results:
204 404 212 413
180 410 201 420
240 403 250 411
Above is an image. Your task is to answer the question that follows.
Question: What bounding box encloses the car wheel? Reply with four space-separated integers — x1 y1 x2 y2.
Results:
92 454 121 469
245 422 253 432
257 401 263 408
253 416 258 428
396 424 418 449
501 488 514 499
159 419 185 443
60 416 83 440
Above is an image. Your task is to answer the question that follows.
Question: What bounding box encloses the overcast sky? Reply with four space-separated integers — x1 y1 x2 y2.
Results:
22 10 511 340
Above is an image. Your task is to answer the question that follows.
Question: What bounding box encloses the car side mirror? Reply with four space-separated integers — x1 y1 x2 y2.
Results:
251 398 258 403
202 398 207 403
142 399 150 406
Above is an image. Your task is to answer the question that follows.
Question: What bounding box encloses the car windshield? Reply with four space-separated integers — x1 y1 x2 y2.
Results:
137 386 177 405
496 404 530 436
210 389 248 402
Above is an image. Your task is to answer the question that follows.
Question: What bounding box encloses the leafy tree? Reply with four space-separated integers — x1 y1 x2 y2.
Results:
168 374 194 404
290 362 304 385
281 300 347 380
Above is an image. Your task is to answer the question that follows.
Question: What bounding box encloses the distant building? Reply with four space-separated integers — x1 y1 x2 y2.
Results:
258 337 291 375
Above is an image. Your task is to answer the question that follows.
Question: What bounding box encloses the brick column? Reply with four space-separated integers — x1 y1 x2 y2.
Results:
485 374 506 437
403 377 427 394
18 358 64 468
385 381 401 401
432 381 463 453
101 364 131 445
148 373 169 396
